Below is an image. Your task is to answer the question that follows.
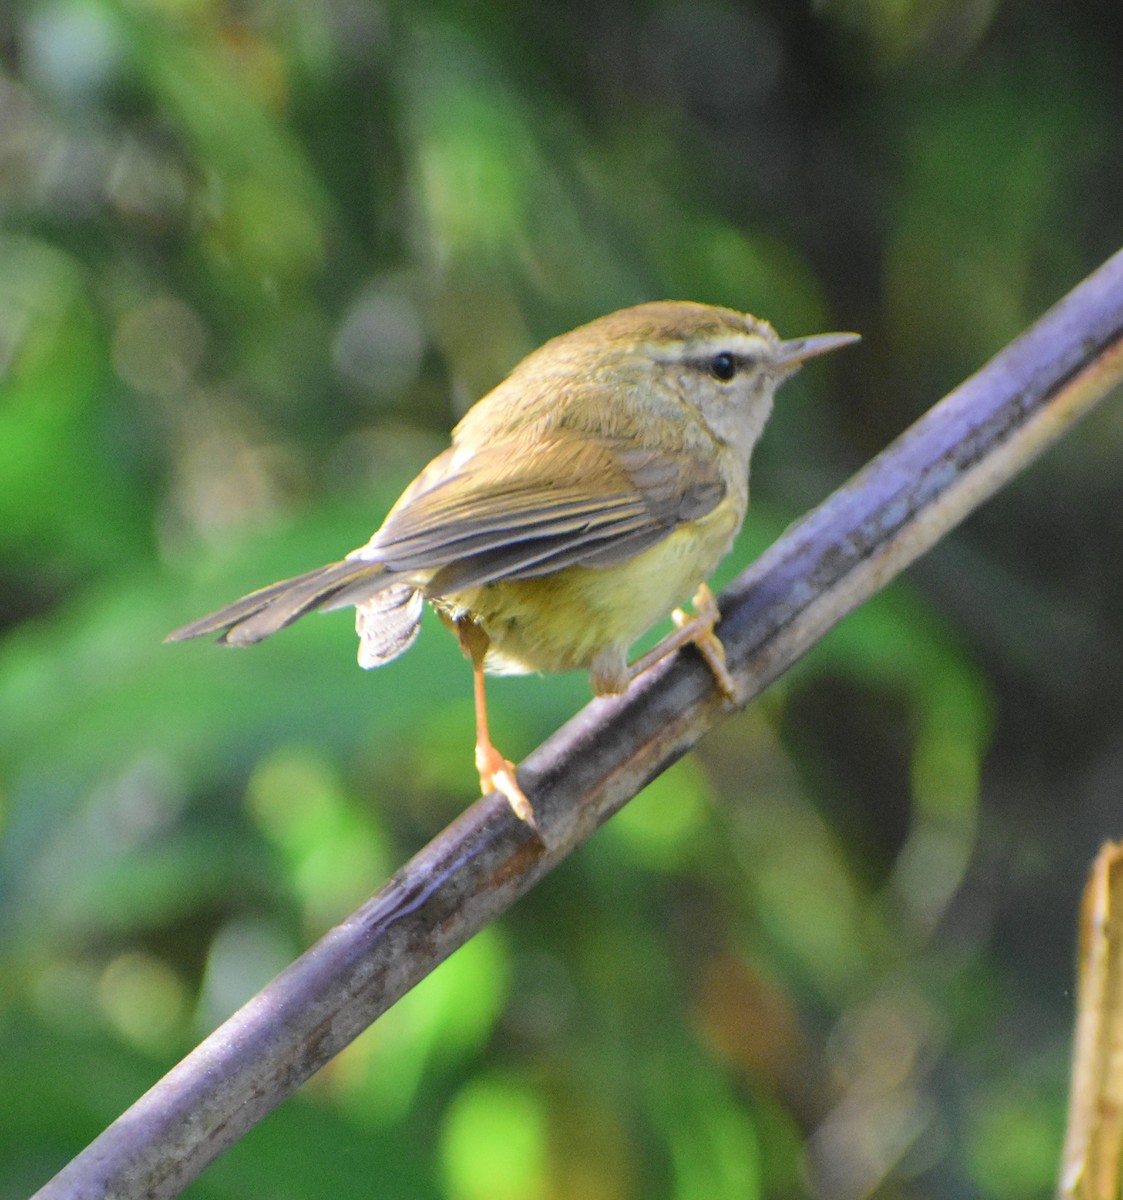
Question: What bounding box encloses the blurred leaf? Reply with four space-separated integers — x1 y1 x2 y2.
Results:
440 1075 547 1200
887 67 1104 385
0 235 148 572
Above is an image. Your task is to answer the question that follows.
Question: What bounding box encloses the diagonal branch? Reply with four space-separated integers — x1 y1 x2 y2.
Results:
34 249 1123 1200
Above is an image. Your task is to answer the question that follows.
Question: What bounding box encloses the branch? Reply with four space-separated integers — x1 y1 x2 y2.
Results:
35 249 1123 1200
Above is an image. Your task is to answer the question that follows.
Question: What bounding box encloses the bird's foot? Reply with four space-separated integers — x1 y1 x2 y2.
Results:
476 740 538 829
627 583 738 703
672 583 738 703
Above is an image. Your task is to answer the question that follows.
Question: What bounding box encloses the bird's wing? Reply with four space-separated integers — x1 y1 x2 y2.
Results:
355 429 726 595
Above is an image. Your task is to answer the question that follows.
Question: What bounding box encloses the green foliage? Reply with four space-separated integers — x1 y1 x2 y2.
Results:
2 0 1120 1196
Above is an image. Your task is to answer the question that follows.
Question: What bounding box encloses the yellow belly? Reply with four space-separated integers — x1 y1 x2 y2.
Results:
445 495 744 678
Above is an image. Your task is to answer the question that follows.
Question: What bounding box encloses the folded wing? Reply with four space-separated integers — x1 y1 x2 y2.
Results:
353 430 726 594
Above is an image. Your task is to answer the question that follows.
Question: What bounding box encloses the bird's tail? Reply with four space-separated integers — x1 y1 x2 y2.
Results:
165 558 393 647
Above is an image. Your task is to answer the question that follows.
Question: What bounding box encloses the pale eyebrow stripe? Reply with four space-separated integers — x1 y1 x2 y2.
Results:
649 333 772 364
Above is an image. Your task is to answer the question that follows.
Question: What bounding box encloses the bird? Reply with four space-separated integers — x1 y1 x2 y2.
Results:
167 301 858 826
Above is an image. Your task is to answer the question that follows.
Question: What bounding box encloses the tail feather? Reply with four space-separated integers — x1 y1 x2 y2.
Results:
166 559 389 646
356 584 425 668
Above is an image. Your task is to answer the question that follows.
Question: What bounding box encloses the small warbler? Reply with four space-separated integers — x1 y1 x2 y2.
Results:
168 302 858 824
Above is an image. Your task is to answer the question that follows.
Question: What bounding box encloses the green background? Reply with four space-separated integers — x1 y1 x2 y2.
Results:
2 1 1121 1196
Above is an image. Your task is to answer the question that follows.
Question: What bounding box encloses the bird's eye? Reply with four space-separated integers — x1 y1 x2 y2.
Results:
709 351 738 382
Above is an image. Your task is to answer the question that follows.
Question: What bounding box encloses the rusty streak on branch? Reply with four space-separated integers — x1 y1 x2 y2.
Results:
34 248 1123 1200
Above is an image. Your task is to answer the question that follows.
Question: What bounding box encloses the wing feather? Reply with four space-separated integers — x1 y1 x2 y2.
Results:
352 428 726 593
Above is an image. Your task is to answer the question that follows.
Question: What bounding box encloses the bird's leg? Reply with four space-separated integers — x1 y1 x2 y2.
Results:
627 583 738 703
456 617 537 827
472 658 536 824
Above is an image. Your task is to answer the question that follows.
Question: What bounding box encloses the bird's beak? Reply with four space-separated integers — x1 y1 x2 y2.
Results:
775 330 861 367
